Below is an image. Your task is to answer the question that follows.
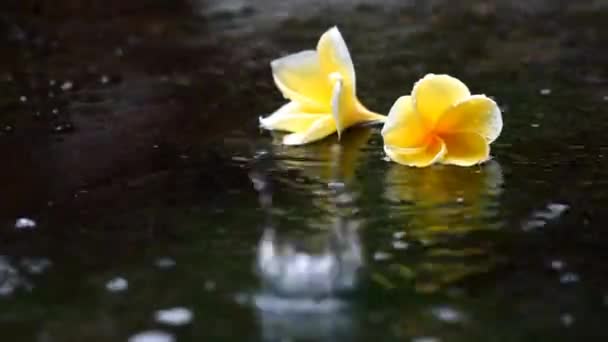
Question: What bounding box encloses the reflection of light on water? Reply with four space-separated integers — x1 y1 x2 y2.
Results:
257 222 363 298
521 202 569 231
0 257 27 296
431 305 466 324
254 294 345 313
128 330 174 342
248 130 366 341
0 256 52 296
154 257 176 269
154 307 193 326
15 217 37 230
253 222 363 341
255 297 355 342
105 276 128 292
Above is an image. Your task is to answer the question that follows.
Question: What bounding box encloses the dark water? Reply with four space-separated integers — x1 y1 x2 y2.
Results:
1 0 608 341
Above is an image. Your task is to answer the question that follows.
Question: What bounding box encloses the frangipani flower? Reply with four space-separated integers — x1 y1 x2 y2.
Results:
382 74 503 167
260 27 385 145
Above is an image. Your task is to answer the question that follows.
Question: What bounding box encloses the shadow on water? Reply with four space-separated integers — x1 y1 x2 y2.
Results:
1 0 608 341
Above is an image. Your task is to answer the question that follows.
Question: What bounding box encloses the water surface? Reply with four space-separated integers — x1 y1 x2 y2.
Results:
1 0 608 341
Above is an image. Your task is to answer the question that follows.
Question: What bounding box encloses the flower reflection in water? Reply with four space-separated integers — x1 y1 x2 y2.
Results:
253 219 363 342
270 127 372 185
248 130 369 341
257 218 363 299
384 161 504 293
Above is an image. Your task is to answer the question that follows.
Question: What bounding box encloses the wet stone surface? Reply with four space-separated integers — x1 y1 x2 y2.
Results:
1 0 608 341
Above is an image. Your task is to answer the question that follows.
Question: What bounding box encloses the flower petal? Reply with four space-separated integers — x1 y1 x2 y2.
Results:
381 96 430 148
317 27 356 90
412 74 471 125
282 116 337 145
331 74 344 138
259 101 327 132
271 50 332 110
441 132 490 166
260 113 327 133
384 136 446 167
435 95 503 143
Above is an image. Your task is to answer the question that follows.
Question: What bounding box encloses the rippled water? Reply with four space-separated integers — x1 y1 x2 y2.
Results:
1 0 608 341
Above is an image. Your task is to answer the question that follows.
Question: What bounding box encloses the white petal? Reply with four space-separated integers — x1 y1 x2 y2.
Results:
317 26 356 90
282 116 337 145
330 74 343 139
259 102 300 129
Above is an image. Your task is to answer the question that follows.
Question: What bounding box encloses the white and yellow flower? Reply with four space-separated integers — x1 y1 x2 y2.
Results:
260 27 385 145
382 74 503 167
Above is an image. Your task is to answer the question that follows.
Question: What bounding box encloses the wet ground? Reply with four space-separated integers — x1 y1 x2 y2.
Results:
1 0 608 341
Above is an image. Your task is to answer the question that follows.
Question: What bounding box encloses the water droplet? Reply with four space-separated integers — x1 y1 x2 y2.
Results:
154 307 193 326
51 108 59 115
560 272 580 284
106 277 128 292
522 219 546 231
128 330 174 342
540 88 551 95
53 122 74 134
412 337 440 342
535 203 569 220
373 251 392 261
431 306 465 323
21 257 52 274
19 96 27 102
4 125 14 133
204 280 216 291
114 47 124 57
392 241 409 250
550 259 565 271
603 95 608 101
60 81 73 91
335 192 354 205
560 313 574 327
49 79 57 86
155 257 175 269
0 257 26 296
393 231 406 239
530 123 540 128
15 218 36 230
328 181 345 190
100 75 110 84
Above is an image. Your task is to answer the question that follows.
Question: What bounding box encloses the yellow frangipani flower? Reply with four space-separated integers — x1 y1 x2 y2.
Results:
260 26 385 145
382 74 503 167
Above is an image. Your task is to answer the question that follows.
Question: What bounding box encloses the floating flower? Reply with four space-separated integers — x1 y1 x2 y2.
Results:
382 74 503 167
260 27 385 145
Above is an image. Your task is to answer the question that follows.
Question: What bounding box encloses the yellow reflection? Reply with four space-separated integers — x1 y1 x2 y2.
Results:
271 127 372 184
384 161 503 292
